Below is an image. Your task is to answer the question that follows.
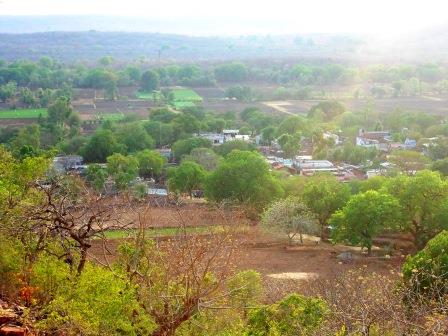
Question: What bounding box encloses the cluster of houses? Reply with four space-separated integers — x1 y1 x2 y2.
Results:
356 129 417 151
198 129 250 145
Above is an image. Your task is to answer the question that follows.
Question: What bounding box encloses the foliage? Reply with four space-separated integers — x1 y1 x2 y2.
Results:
140 70 160 92
168 160 207 197
302 174 350 237
205 150 283 209
402 230 448 298
183 147 221 171
82 128 125 163
135 149 166 178
388 150 430 174
215 140 256 157
330 190 402 254
85 163 108 192
172 137 212 161
115 122 154 153
107 153 139 190
227 270 263 311
262 197 319 244
246 294 328 336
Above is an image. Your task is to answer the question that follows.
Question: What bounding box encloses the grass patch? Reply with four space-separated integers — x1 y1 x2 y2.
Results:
171 89 203 102
136 91 163 101
101 225 247 239
172 101 196 109
0 108 47 119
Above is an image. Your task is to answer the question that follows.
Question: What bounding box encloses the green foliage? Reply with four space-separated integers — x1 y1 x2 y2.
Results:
140 70 160 92
168 161 207 196
172 137 212 161
82 128 125 163
205 150 283 209
431 158 448 176
215 62 248 82
302 175 350 235
37 264 155 335
115 122 154 153
402 230 448 298
330 190 402 254
227 270 263 310
383 170 448 248
183 147 221 171
47 96 73 125
0 108 48 119
10 124 41 153
85 163 108 192
262 197 319 244
215 140 256 157
246 294 328 336
107 153 139 190
308 100 346 121
134 149 166 178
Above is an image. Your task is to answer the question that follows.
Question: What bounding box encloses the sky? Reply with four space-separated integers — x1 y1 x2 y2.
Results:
1 0 448 35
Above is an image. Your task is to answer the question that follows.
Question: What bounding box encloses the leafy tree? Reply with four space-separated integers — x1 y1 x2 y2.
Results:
215 140 256 157
172 137 212 161
82 129 124 163
205 150 283 209
0 81 17 103
214 62 248 82
225 86 253 101
278 132 301 159
140 70 160 92
10 124 41 153
262 197 319 244
107 153 139 190
276 116 307 136
402 230 448 299
431 158 448 176
388 150 430 174
261 126 277 145
246 294 328 336
85 164 108 192
183 147 221 171
143 120 175 147
135 149 166 178
383 170 448 248
302 175 351 237
168 161 207 197
308 101 346 121
115 122 154 153
47 96 73 125
330 190 401 255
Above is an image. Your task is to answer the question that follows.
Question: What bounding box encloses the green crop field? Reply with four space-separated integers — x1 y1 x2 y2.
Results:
171 89 203 102
97 113 125 121
101 226 236 239
136 90 163 101
172 101 196 109
0 108 48 119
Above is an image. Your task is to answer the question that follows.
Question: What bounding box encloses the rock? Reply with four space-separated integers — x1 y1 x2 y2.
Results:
0 310 18 325
0 326 26 336
337 251 353 262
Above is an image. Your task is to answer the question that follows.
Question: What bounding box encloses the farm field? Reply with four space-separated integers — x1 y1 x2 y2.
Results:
171 88 203 102
0 108 47 119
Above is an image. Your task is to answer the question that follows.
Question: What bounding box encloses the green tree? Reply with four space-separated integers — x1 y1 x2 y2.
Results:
172 137 212 161
85 164 108 192
168 161 207 197
246 294 328 336
383 170 448 248
135 149 166 178
47 96 73 125
183 147 221 171
82 129 124 163
278 132 301 159
431 158 448 176
115 122 154 153
388 150 430 175
262 197 319 244
10 124 41 153
214 140 255 157
402 230 448 299
107 153 139 190
330 190 401 255
205 150 283 209
140 70 160 92
227 270 263 313
0 81 17 103
302 175 351 238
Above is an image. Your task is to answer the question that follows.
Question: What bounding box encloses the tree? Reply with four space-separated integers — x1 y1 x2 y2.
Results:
135 149 166 178
227 270 263 313
85 164 108 192
115 122 154 153
0 81 17 103
47 96 73 126
308 100 345 121
205 150 283 209
431 158 448 176
168 161 207 197
247 294 328 336
330 190 401 255
107 153 139 190
302 175 351 238
262 197 319 244
261 126 276 145
383 170 448 248
214 140 256 157
82 129 124 163
183 147 221 171
140 70 160 92
10 124 41 153
278 132 301 159
172 137 212 161
388 150 430 175
402 230 448 299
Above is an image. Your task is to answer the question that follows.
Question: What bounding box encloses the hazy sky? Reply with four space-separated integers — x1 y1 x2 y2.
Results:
1 0 447 35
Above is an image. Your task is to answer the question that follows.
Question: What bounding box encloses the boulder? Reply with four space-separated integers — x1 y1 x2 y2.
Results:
0 326 26 336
